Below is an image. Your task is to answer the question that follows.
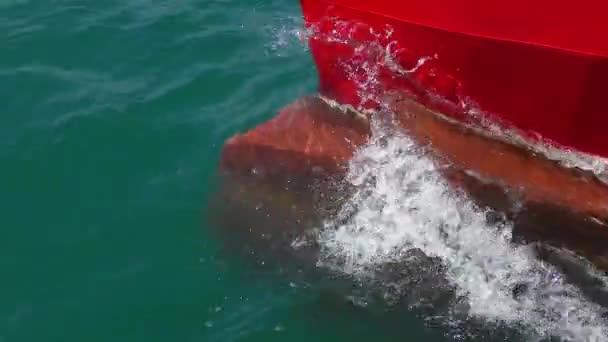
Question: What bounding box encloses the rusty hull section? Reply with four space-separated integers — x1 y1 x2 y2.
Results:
218 95 608 270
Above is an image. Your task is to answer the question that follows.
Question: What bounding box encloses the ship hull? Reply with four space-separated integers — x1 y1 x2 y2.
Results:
219 96 608 270
300 0 608 158
216 0 608 270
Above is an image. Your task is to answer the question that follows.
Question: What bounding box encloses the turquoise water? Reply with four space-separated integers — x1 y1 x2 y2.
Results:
6 1 608 341
0 1 443 341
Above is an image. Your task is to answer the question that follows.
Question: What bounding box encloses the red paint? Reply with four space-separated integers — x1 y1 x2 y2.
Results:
299 0 608 158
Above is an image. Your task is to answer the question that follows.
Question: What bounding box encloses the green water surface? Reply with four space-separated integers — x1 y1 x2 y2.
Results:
1 1 448 341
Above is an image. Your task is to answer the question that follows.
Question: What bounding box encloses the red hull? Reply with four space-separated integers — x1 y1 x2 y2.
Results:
300 0 608 158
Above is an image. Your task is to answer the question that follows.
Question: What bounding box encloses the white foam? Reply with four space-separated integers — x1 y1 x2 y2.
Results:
263 15 311 58
316 117 608 341
297 18 608 339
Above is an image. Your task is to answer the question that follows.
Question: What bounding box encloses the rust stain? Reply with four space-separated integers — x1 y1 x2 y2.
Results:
389 96 608 221
220 96 370 178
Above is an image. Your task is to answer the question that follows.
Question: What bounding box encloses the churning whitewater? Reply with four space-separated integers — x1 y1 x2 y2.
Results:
313 115 608 341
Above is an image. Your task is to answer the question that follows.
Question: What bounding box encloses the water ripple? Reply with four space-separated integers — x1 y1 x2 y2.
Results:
0 0 28 9
1 1 323 341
